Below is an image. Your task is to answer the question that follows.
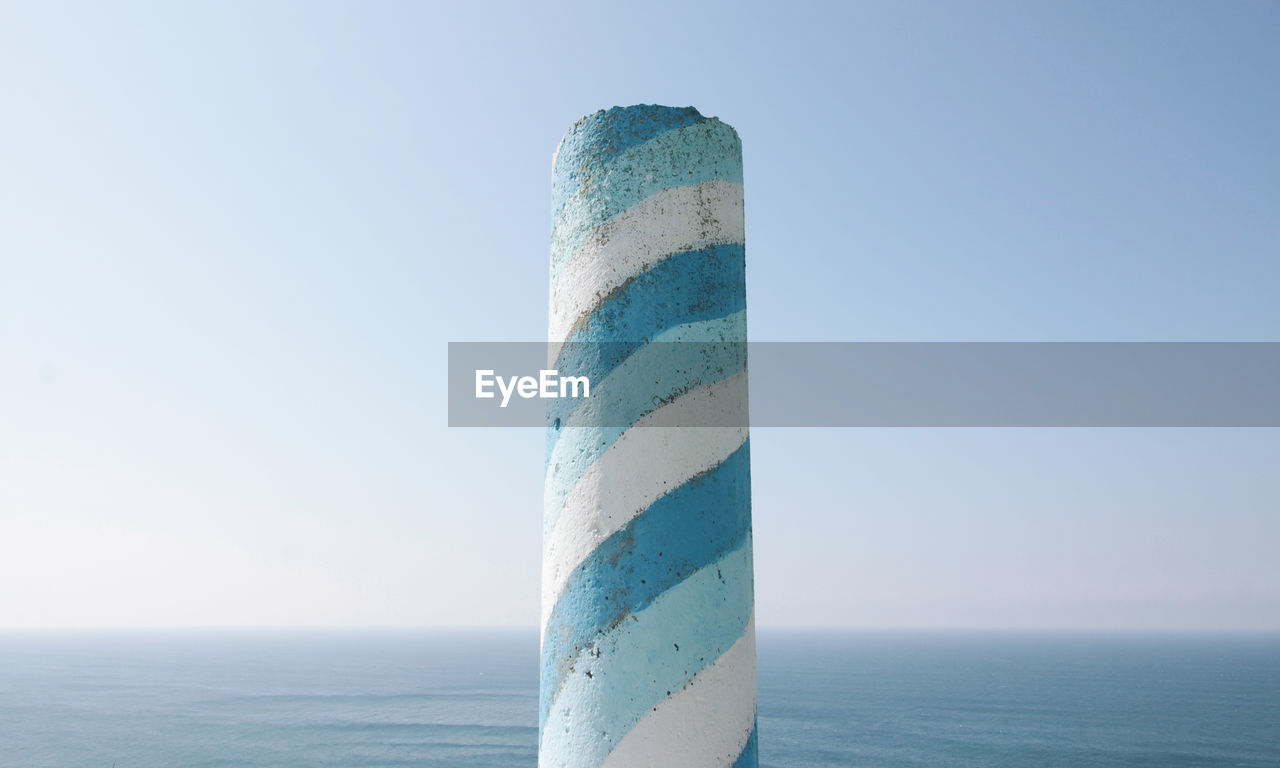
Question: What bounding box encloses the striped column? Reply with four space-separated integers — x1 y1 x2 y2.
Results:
540 105 757 768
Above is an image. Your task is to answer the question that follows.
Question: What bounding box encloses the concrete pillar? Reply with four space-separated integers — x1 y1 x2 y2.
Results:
540 105 757 768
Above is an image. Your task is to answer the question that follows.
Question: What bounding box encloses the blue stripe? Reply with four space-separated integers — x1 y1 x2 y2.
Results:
543 326 746 537
733 723 759 768
552 105 703 222
546 241 746 445
539 542 755 767
550 121 743 288
544 308 745 471
545 242 746 456
540 441 752 724
562 242 746 347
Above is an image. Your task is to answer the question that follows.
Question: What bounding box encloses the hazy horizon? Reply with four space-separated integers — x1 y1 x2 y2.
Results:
4 625 1280 635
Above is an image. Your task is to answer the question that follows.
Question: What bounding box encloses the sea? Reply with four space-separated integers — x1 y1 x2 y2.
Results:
1 630 1276 767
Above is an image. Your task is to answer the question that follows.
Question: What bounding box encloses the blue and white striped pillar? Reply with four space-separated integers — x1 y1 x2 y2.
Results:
540 105 757 768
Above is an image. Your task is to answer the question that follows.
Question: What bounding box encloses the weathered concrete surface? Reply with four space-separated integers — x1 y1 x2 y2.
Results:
541 105 756 768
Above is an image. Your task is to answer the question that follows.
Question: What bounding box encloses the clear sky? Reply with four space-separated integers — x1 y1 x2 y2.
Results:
2 1 1277 630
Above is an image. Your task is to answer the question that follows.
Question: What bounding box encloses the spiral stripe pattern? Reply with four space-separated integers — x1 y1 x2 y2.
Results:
540 105 756 768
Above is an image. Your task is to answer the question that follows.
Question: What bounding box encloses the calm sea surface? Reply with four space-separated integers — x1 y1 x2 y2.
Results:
1 630 1276 767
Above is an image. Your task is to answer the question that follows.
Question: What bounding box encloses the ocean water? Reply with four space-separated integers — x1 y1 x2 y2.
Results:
1 630 1276 767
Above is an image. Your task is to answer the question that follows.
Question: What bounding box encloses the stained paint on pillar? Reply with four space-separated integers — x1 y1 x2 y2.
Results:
541 104 756 768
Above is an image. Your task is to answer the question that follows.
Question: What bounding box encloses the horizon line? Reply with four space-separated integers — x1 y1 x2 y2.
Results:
2 624 1278 635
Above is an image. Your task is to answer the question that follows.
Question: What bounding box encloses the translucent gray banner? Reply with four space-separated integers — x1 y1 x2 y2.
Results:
447 343 1280 427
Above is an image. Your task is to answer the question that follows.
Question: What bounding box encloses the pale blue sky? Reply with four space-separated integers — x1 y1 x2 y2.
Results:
1 1 1277 629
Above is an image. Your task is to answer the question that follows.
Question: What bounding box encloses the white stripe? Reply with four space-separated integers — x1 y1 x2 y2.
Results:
549 121 742 290
548 180 745 344
540 370 749 633
601 613 757 768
